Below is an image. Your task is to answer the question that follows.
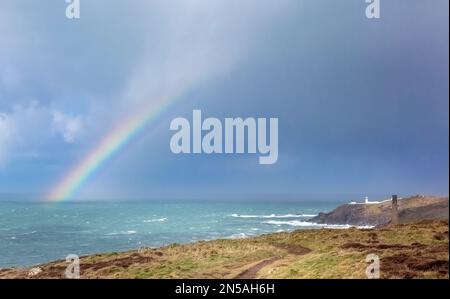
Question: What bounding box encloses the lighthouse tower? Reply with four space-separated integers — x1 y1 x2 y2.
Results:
365 196 369 204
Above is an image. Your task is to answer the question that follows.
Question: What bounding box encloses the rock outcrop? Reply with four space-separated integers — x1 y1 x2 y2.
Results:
310 196 449 226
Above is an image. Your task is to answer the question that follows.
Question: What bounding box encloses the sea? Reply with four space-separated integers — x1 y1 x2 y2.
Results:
0 200 348 268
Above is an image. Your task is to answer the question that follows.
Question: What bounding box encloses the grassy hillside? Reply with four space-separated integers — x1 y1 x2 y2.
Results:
0 220 448 279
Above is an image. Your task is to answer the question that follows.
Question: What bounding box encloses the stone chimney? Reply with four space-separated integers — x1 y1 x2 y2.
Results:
391 194 399 225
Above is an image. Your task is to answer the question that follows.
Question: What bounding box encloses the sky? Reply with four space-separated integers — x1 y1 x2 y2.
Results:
0 0 448 201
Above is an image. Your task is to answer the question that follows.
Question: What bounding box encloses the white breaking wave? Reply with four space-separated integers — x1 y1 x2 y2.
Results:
225 233 251 239
263 220 374 229
106 230 137 236
143 218 168 223
230 213 317 219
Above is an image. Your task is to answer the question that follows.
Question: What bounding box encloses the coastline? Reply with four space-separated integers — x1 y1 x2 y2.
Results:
1 196 448 278
0 201 339 268
0 219 372 269
1 219 448 279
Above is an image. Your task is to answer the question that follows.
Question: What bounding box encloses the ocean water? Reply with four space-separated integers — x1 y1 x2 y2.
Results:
0 201 341 267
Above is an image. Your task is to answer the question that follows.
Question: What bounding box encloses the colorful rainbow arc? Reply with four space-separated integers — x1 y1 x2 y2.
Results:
48 98 172 202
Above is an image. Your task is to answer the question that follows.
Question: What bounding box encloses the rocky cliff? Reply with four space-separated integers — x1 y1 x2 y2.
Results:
310 196 449 226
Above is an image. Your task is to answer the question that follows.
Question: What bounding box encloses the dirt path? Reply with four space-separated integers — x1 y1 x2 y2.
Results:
234 257 280 279
234 243 311 279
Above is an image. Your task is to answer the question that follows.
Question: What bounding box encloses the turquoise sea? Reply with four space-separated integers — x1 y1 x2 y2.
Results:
0 201 343 267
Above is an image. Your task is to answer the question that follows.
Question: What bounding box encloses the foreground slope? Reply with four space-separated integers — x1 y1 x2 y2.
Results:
0 220 448 279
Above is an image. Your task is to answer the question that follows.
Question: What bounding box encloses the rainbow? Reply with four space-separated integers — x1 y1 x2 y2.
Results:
48 98 172 201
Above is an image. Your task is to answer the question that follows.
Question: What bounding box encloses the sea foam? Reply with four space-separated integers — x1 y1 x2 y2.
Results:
143 218 168 223
263 220 374 229
230 213 317 219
